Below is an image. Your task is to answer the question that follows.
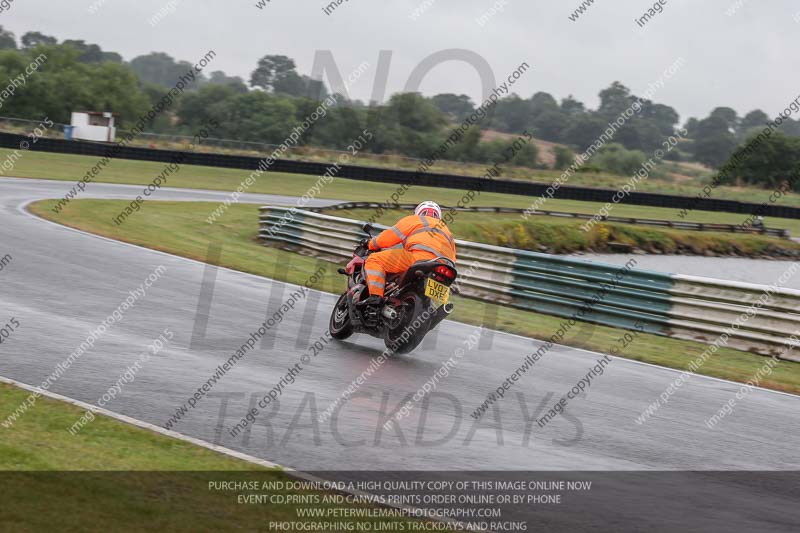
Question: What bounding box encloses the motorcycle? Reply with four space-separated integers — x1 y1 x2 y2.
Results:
328 223 458 354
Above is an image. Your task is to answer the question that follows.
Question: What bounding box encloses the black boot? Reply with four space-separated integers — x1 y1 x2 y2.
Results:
358 295 384 309
358 295 384 325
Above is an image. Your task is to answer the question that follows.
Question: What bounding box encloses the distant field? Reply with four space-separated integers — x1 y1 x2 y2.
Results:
3 148 800 236
103 135 780 205
123 128 719 198
5 126 714 193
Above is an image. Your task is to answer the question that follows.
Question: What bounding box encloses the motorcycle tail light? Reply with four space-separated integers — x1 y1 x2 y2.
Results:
434 265 456 280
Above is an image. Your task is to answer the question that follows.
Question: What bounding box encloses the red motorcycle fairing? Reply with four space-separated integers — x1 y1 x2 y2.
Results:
345 255 365 275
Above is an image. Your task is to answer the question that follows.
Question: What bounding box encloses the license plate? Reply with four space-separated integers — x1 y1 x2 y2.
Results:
425 278 450 306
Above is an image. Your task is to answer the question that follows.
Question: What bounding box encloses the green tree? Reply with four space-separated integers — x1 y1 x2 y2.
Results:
21 31 57 49
249 55 325 98
781 118 800 137
553 145 574 170
0 45 149 125
693 115 737 167
533 109 568 142
250 54 297 92
139 82 176 132
597 81 634 121
299 76 328 100
563 114 607 152
0 26 16 50
207 70 248 93
356 93 448 157
83 62 151 124
176 84 240 132
224 91 299 144
62 40 118 63
271 70 305 96
590 143 647 175
643 102 679 137
386 92 446 133
101 51 123 63
560 95 585 116
709 106 738 133
508 141 539 167
131 52 202 88
684 117 700 138
431 93 474 121
448 126 482 161
309 105 366 149
530 91 559 118
738 109 769 139
489 95 533 132
721 132 800 190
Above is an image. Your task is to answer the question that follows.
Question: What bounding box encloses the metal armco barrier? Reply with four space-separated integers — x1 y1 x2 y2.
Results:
3 130 800 219
259 206 800 360
311 202 791 238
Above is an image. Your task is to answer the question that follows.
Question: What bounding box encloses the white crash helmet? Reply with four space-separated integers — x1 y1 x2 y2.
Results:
414 201 442 219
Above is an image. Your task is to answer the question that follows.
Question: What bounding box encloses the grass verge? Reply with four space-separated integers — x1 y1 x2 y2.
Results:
5 147 800 235
28 198 800 395
4 133 789 205
327 208 800 257
0 383 443 530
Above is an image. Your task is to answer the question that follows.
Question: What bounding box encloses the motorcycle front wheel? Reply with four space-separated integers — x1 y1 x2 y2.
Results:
329 292 354 340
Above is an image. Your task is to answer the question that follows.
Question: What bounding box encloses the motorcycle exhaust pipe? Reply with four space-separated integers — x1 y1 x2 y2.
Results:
381 306 398 320
428 302 455 330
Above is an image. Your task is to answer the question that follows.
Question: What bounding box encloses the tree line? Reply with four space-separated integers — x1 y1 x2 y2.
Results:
0 26 797 189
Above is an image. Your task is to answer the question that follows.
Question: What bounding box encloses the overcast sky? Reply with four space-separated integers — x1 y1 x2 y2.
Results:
3 0 798 122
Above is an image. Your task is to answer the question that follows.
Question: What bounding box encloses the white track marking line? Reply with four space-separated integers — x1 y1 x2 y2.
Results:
0 374 286 470
0 375 469 529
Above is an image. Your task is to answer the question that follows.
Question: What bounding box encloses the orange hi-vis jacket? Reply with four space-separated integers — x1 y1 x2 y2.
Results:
368 214 457 263
364 215 457 297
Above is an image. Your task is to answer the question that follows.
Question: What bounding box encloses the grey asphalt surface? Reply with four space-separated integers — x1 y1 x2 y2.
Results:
1 177 799 530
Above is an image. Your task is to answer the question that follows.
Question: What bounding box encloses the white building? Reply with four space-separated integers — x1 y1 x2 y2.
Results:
69 111 117 142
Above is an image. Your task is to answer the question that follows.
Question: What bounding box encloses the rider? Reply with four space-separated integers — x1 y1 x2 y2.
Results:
361 201 457 309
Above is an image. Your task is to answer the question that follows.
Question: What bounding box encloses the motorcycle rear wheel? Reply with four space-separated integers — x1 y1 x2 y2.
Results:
384 293 429 354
